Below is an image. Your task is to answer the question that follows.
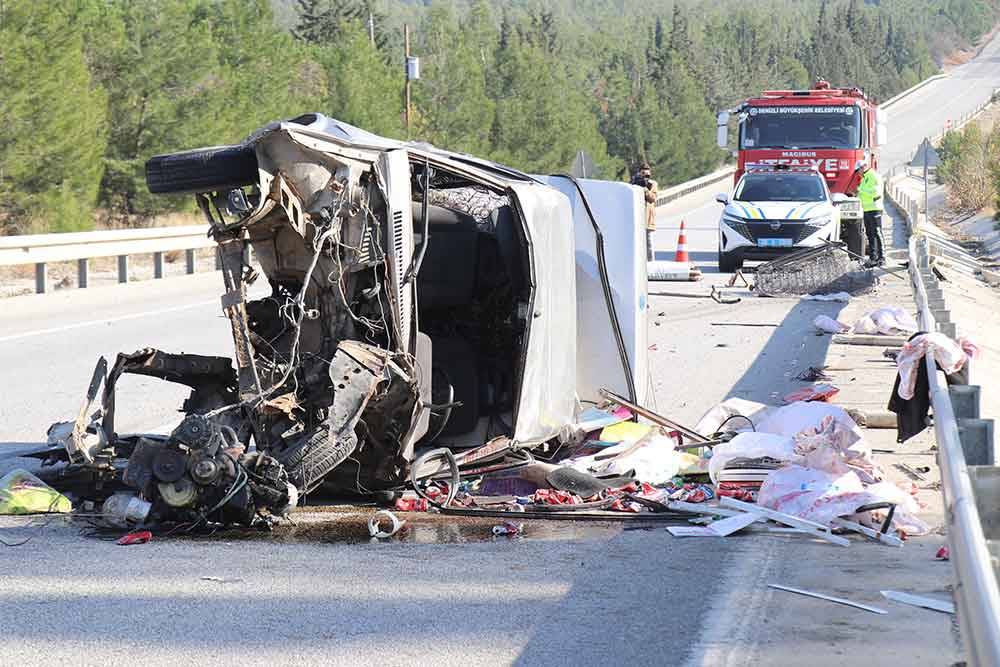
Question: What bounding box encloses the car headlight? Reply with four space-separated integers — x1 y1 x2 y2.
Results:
721 215 751 239
805 216 832 227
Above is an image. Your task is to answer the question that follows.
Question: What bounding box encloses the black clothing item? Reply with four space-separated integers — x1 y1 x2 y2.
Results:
887 332 969 443
631 173 652 190
863 210 884 262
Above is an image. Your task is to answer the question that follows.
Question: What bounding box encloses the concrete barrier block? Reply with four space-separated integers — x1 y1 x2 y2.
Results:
959 419 996 466
950 385 981 418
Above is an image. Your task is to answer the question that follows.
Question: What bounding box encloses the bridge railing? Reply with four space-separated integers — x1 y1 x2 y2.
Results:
887 176 1000 667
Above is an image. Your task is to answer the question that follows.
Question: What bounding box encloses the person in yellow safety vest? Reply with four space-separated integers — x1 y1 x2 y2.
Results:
854 159 885 266
630 162 659 261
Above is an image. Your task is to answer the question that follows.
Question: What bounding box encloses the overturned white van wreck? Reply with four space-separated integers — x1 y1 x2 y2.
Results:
39 113 648 528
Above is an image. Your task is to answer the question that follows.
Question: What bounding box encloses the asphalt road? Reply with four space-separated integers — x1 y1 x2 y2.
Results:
1 35 999 666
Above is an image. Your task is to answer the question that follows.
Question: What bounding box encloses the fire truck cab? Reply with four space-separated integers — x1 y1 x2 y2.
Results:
716 79 887 257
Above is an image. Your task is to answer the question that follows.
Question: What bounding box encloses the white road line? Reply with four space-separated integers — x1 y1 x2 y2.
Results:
0 299 219 344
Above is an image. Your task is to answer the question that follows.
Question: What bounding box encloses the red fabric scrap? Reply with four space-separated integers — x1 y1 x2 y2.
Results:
116 531 152 546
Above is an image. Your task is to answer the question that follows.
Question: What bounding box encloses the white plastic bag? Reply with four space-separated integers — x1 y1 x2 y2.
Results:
694 398 777 436
813 315 849 334
852 306 918 336
707 432 796 483
756 402 863 447
566 434 684 485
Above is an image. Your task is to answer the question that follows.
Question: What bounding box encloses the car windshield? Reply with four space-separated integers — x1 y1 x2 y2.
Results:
740 105 861 149
734 173 827 202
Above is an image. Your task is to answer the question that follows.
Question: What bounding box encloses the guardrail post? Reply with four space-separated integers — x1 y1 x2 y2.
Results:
118 255 129 284
77 259 88 288
154 252 164 279
185 249 196 275
951 386 981 418
958 419 996 466
35 263 47 294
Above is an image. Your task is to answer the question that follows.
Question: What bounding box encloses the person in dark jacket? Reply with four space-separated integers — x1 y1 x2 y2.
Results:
631 162 658 261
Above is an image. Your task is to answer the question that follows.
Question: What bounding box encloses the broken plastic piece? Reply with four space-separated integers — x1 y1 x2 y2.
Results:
116 531 153 546
492 521 523 536
880 589 955 614
667 512 759 538
770 584 887 614
783 384 839 403
368 510 405 539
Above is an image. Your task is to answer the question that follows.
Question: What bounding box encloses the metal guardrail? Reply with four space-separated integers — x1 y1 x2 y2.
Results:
655 166 736 207
0 72 980 295
0 225 216 293
887 176 1000 666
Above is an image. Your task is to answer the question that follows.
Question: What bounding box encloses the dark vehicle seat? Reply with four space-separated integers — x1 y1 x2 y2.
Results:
410 203 479 308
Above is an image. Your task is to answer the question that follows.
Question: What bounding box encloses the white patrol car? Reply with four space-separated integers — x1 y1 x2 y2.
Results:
714 165 863 272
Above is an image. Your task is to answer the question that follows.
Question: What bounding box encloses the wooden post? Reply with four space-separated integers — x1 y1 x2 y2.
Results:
404 24 411 137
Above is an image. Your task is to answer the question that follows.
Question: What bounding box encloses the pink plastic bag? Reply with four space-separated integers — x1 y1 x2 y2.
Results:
758 464 929 534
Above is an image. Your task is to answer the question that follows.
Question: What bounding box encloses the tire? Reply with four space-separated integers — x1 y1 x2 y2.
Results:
145 144 258 195
273 426 358 495
843 220 866 260
718 249 741 273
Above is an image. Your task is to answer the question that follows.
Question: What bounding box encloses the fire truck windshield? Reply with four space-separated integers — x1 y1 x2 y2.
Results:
735 173 827 202
740 105 861 150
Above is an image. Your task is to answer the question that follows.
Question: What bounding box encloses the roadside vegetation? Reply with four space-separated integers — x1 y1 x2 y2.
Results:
1 0 997 234
937 95 1000 220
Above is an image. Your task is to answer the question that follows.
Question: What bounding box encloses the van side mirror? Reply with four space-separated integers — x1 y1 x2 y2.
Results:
715 192 729 205
717 111 730 149
875 109 888 147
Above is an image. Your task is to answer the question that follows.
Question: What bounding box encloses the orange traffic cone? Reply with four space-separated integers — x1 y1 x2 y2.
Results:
674 220 690 263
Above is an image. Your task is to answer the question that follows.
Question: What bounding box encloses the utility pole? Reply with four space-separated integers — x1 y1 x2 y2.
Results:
403 25 420 139
404 24 411 137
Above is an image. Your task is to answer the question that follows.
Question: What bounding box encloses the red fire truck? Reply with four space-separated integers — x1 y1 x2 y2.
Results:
716 79 887 255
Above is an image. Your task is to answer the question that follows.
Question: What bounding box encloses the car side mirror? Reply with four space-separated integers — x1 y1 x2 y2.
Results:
715 192 729 205
831 193 848 204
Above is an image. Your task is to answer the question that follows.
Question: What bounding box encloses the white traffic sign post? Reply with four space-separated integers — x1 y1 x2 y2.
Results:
910 138 942 216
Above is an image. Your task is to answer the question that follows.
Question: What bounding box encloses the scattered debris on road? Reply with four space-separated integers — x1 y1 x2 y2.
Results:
754 244 877 298
795 366 833 382
0 469 70 515
770 583 888 614
368 509 405 539
880 589 956 614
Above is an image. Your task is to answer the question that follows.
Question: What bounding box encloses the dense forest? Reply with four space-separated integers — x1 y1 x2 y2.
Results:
1 0 997 234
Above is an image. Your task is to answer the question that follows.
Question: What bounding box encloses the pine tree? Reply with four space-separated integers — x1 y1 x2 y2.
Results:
412 5 496 155
316 21 402 138
0 0 108 233
98 0 234 222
